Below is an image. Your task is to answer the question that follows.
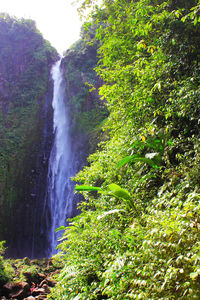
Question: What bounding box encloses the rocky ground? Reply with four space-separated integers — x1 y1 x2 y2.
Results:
0 257 62 300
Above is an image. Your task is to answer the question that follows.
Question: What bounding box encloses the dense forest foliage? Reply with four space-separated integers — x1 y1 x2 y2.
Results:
49 0 200 299
0 14 57 256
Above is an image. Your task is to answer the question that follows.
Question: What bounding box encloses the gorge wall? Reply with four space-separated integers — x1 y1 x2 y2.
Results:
0 13 57 258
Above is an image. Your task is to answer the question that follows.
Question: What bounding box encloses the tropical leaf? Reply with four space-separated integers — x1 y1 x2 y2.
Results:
75 185 101 191
131 155 159 168
108 184 131 200
117 156 133 168
55 226 66 232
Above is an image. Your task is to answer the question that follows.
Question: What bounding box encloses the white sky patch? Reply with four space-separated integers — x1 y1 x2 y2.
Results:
0 0 83 54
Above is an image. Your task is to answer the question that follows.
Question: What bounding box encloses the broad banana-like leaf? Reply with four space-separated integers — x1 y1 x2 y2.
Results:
108 183 132 200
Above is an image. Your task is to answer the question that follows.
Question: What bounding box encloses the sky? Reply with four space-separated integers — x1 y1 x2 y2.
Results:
0 0 83 54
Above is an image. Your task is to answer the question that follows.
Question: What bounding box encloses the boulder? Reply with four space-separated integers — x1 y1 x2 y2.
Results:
2 282 14 298
31 288 46 297
39 277 56 289
23 272 33 283
2 282 13 292
3 282 30 300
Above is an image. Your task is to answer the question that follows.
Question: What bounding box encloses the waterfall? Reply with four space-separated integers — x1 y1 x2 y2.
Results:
46 59 75 255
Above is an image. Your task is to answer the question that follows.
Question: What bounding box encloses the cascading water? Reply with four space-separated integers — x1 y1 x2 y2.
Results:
46 59 75 255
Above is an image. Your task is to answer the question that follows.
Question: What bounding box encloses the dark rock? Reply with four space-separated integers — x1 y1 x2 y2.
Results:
38 280 47 288
2 282 12 298
11 282 30 300
23 271 43 285
2 282 13 292
42 285 50 294
38 273 46 281
31 288 46 296
23 272 32 280
35 295 47 300
3 282 30 299
45 277 56 287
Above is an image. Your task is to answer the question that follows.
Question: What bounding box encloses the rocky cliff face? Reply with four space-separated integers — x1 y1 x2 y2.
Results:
0 13 58 258
62 38 107 146
4 85 55 258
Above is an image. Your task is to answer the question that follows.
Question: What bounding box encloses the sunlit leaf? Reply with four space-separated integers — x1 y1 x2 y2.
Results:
108 184 131 200
75 185 101 191
97 209 125 220
55 226 66 232
117 156 133 168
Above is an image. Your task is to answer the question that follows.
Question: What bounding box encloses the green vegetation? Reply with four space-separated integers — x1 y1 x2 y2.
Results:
49 0 200 299
0 243 62 287
0 242 14 285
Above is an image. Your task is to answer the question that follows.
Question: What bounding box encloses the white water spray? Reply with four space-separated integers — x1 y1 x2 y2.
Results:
47 59 74 255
